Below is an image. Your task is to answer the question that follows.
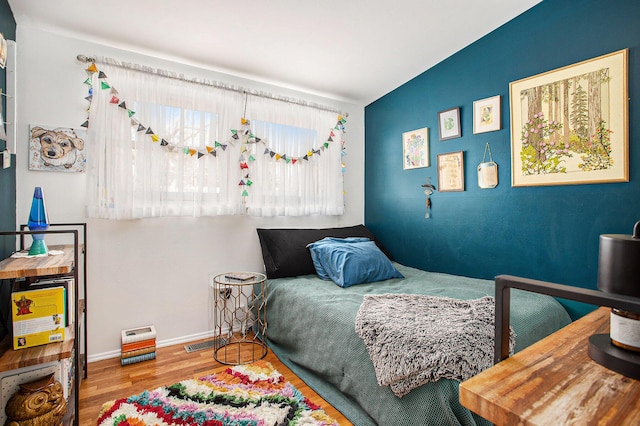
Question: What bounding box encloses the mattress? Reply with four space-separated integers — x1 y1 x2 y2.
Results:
264 262 572 425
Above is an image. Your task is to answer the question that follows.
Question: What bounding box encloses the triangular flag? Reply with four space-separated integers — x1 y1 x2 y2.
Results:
210 150 217 157
118 101 127 109
220 144 228 151
188 149 196 156
127 110 135 118
239 180 246 186
275 154 281 161
146 128 154 135
87 63 98 73
84 77 92 85
137 124 146 132
240 162 249 169
269 151 276 158
100 81 110 90
242 189 249 197
255 137 262 143
285 157 291 164
80 120 89 128
109 96 119 104
232 133 239 140
264 148 270 154
111 87 119 95
98 71 107 79
292 158 297 164
151 134 160 142
241 118 249 125
248 155 255 161
246 180 253 186
182 147 190 154
206 146 214 153
84 95 93 102
303 155 309 161
160 139 169 146
324 142 330 148
215 141 222 148
197 152 204 159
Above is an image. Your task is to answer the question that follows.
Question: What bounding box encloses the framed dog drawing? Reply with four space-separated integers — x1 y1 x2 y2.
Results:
29 124 87 172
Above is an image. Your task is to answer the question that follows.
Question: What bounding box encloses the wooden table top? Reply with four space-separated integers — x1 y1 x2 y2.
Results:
0 245 76 279
460 307 640 425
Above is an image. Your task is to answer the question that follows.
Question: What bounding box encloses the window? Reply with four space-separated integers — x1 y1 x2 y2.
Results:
86 61 344 219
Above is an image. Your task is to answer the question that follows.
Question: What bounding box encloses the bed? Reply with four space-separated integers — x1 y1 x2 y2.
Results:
256 226 572 426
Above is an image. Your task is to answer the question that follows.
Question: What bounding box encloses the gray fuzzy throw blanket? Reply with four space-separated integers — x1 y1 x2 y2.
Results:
355 294 515 397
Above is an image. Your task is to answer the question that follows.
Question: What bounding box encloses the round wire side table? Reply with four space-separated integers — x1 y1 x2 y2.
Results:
211 272 267 365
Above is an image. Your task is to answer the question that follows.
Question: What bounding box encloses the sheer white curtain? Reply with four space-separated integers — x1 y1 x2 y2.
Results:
85 61 344 219
244 96 345 216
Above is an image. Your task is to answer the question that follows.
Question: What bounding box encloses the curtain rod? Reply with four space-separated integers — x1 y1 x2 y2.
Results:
76 54 348 117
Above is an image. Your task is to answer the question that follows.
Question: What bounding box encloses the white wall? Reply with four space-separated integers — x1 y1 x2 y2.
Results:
15 27 364 360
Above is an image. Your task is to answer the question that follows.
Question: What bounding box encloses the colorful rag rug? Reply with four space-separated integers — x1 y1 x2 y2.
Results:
96 361 339 426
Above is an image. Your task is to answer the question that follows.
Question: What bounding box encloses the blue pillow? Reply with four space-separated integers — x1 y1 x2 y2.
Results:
307 237 371 280
307 237 404 287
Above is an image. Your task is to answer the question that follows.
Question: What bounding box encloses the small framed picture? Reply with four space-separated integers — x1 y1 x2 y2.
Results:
402 127 429 170
438 107 461 140
0 33 7 69
437 151 464 192
473 95 501 134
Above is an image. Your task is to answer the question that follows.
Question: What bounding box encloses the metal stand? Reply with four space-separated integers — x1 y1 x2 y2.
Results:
211 272 267 365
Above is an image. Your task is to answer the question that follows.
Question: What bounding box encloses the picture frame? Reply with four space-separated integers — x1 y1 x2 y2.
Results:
0 33 6 69
29 124 87 172
437 151 464 192
473 95 501 134
438 107 461 140
510 49 628 187
402 127 429 170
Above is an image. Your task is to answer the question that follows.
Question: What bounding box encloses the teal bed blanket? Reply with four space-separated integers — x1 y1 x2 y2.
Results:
265 263 571 425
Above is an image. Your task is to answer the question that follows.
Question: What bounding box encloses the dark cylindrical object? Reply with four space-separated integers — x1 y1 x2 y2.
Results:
597 221 640 298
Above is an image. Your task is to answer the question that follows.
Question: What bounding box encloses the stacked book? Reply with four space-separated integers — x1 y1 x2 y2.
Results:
121 325 157 366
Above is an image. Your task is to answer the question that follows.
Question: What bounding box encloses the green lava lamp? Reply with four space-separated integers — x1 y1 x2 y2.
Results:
27 186 50 256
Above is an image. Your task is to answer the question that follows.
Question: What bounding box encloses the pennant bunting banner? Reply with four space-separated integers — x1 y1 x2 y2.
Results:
82 62 347 200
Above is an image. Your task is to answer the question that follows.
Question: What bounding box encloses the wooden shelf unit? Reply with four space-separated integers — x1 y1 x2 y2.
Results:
0 224 87 426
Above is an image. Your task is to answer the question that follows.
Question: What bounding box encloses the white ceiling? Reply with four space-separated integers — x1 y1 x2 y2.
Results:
8 0 541 105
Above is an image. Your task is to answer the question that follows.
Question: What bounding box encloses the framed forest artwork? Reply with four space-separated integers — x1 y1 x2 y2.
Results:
509 49 628 187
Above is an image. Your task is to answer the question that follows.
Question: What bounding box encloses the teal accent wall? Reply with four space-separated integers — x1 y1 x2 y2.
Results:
0 0 15 341
364 0 640 319
0 0 16 254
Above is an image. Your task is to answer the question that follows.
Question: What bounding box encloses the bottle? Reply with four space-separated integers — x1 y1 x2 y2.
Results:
610 308 640 352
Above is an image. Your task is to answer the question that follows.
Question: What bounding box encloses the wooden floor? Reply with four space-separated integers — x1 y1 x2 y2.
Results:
79 338 352 425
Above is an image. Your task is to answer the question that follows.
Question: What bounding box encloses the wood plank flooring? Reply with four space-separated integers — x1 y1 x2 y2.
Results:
79 338 352 425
